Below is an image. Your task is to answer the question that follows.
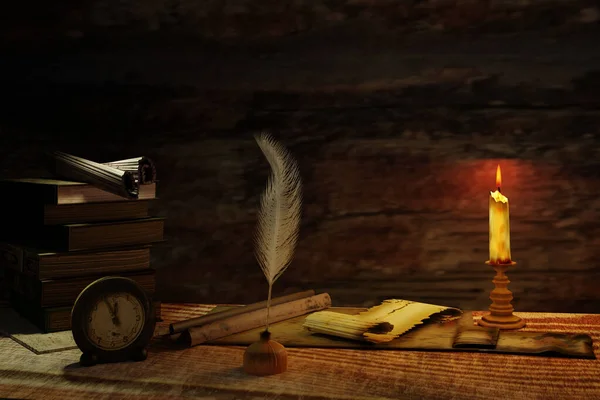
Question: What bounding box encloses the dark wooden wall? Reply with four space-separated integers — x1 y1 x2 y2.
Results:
1 0 600 312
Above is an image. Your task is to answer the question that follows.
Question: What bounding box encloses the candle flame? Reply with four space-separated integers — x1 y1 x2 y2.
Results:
495 165 502 189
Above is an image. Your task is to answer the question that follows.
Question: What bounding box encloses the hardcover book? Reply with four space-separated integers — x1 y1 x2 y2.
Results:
1 200 152 226
0 178 156 205
3 217 164 252
0 245 152 279
6 268 156 307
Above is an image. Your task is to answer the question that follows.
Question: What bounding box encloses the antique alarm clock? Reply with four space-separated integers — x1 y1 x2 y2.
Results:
71 276 156 367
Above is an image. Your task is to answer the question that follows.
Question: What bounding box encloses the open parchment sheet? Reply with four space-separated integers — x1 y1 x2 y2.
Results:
303 299 462 344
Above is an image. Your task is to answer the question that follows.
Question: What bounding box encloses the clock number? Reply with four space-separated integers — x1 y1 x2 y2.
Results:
123 336 129 342
136 314 141 322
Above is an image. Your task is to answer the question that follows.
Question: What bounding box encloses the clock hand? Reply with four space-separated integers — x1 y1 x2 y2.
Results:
112 301 121 326
103 297 116 317
102 297 121 326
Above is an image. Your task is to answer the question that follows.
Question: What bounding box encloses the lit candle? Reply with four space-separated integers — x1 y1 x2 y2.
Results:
489 165 511 264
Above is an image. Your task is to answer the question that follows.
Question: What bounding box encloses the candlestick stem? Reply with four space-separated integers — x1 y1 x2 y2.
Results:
478 261 525 330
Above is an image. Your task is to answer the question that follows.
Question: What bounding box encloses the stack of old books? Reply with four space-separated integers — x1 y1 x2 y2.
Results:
0 157 164 333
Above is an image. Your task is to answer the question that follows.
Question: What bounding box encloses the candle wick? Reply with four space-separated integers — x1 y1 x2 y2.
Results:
497 187 501 193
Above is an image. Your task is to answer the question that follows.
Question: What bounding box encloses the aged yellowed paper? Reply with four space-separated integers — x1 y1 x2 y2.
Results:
303 299 462 343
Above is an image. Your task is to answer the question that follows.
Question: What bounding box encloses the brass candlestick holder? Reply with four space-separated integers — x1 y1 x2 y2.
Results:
478 261 525 330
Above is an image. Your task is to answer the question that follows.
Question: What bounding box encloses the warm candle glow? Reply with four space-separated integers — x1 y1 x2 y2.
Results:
489 165 511 264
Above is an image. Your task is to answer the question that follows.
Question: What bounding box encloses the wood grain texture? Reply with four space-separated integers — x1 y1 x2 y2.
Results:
1 0 599 47
1 10 600 314
1 303 600 400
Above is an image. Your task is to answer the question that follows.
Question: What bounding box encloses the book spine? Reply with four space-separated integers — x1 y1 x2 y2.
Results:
24 275 43 307
5 226 68 252
6 268 25 298
23 252 40 278
45 309 71 333
8 270 48 307
0 243 23 272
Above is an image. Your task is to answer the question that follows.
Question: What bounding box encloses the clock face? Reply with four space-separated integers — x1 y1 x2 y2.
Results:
86 292 145 351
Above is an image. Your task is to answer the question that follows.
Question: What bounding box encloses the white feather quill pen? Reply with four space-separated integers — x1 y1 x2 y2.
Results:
254 132 303 332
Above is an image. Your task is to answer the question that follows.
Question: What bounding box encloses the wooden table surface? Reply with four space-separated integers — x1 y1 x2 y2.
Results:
1 303 600 400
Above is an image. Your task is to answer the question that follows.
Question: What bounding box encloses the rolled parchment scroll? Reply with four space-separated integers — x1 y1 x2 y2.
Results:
169 289 316 335
52 151 139 199
181 293 332 347
104 157 157 185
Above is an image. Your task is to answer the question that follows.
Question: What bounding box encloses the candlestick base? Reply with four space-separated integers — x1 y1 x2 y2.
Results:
478 261 526 330
478 313 525 330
